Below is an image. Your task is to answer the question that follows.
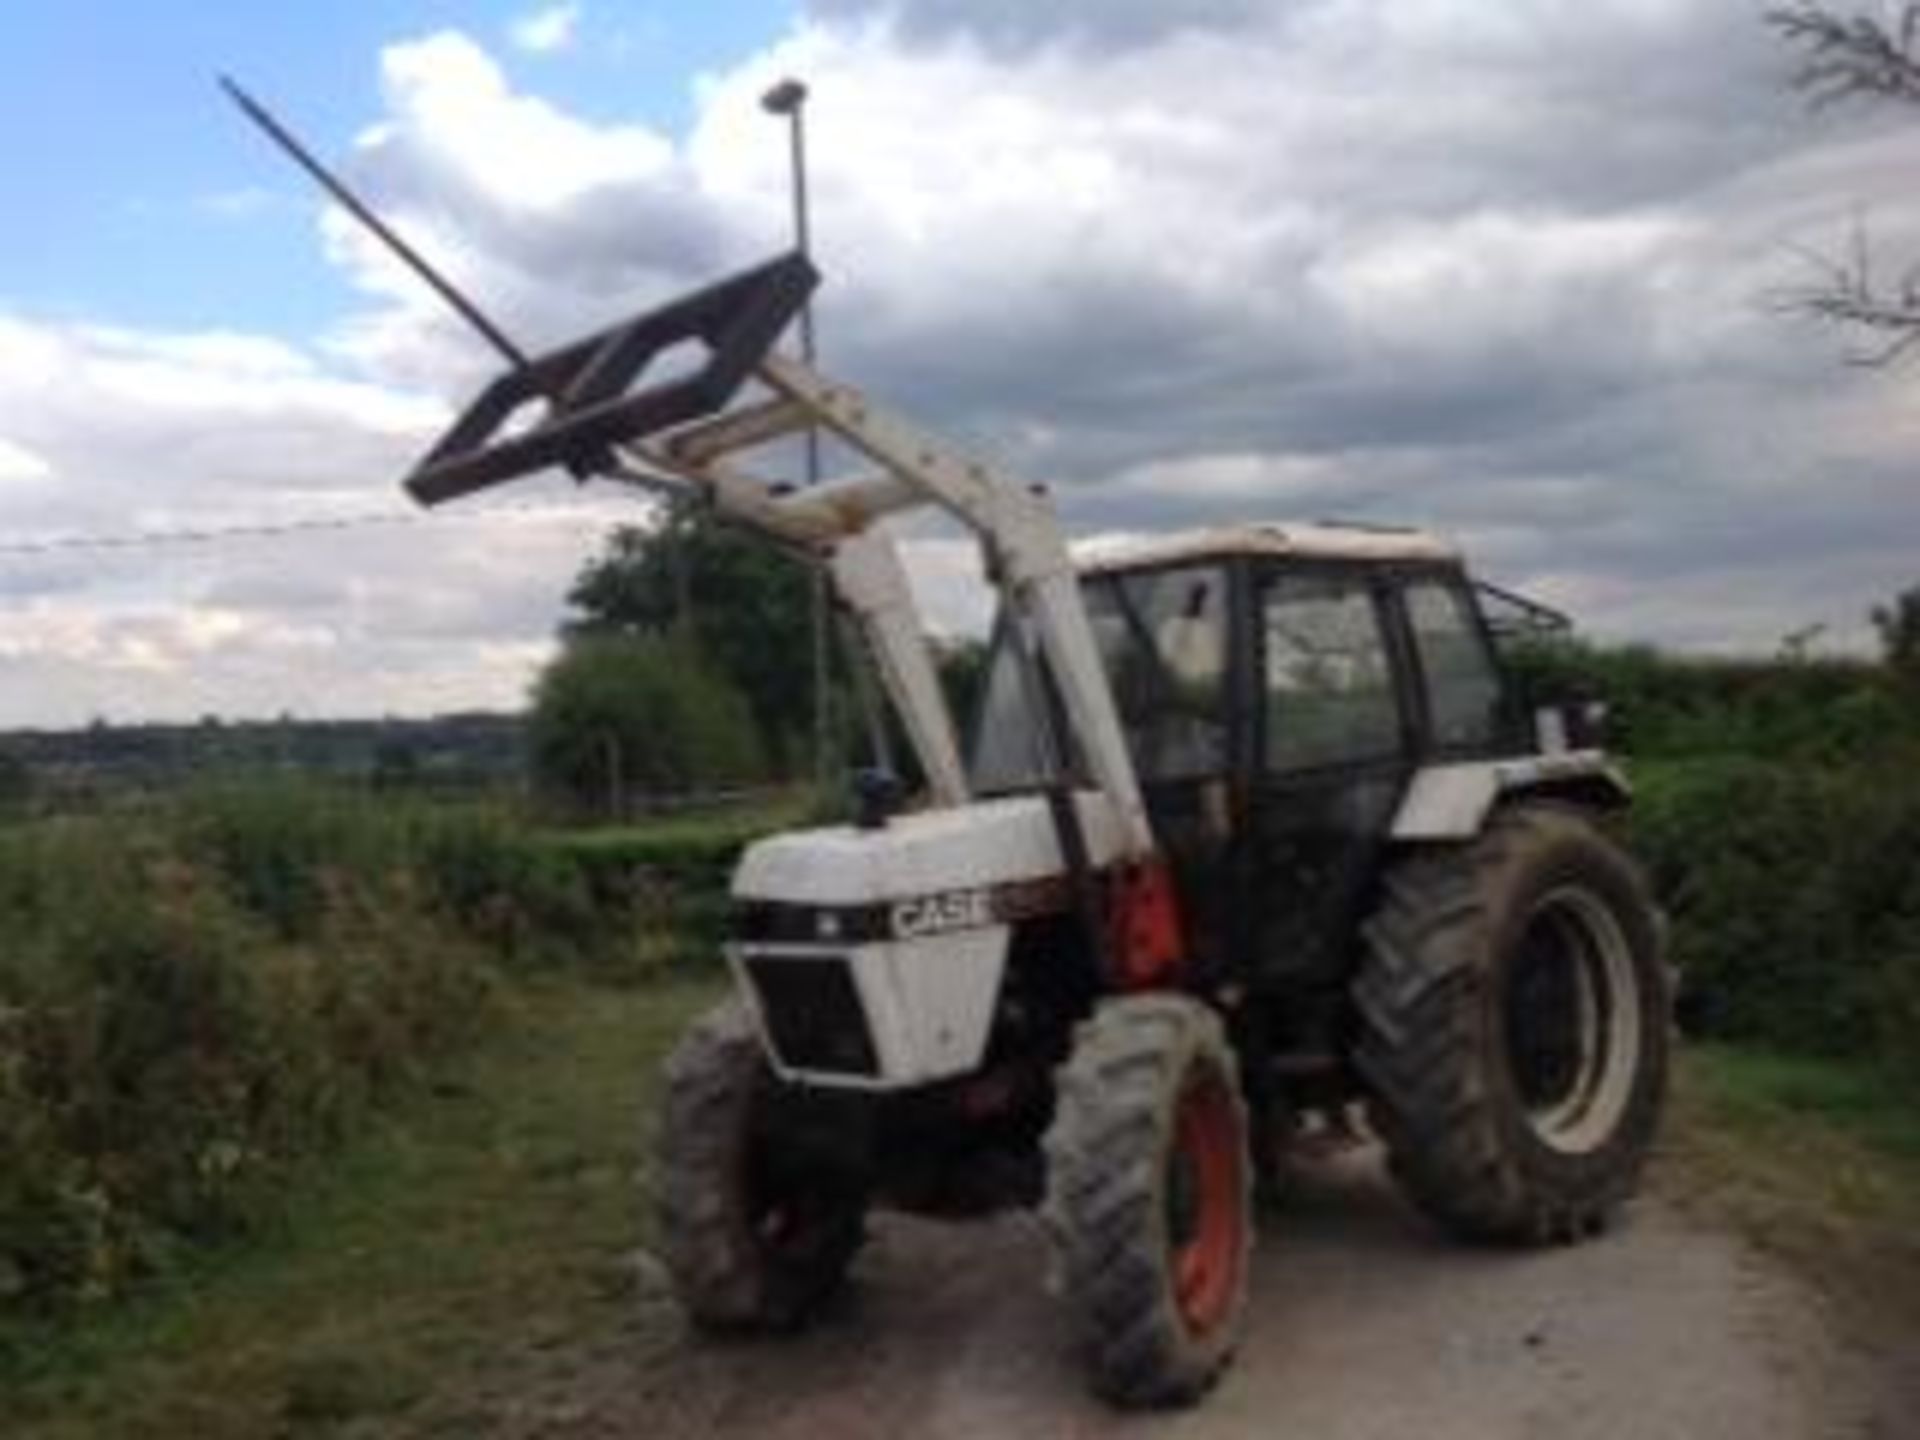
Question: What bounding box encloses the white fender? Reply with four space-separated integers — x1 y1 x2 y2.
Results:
1390 752 1630 841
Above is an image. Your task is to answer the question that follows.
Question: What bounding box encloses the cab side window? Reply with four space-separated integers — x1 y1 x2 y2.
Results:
1404 579 1503 751
1084 566 1228 780
970 624 1048 791
1262 574 1402 771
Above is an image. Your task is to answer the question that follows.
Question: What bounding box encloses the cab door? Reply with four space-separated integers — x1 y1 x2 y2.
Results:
1078 563 1237 969
1240 564 1418 997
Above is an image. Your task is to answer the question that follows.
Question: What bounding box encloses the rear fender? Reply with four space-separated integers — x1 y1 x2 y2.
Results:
1388 752 1630 841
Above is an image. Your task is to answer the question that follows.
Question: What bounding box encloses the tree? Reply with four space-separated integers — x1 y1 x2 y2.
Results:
528 632 763 819
564 503 818 771
1770 14 1920 703
1872 582 1920 683
1769 4 1920 361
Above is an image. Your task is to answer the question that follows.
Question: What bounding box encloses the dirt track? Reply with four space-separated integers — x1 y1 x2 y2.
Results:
491 1148 1899 1440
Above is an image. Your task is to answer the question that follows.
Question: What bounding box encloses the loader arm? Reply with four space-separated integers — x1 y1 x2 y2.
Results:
403 253 1157 860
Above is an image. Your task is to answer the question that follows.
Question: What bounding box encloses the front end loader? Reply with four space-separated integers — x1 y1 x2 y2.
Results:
225 75 1672 1406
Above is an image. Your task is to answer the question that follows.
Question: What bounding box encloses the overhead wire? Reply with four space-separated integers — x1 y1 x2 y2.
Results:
0 495 652 561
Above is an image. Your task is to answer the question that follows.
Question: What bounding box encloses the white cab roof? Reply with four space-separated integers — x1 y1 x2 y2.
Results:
1074 522 1460 573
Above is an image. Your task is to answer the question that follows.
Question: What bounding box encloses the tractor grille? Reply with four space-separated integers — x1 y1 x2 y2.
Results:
741 952 879 1077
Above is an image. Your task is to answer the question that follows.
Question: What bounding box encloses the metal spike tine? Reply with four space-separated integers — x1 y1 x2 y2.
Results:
217 74 531 371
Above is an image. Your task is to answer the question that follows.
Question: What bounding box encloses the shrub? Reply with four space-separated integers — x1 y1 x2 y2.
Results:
170 778 403 938
401 804 598 969
528 802 798 976
0 780 795 1311
0 797 494 1311
1633 756 1920 1078
1504 639 1920 1077
1508 640 1908 763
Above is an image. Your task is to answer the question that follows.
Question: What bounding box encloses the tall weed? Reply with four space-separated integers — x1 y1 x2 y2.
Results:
0 780 766 1311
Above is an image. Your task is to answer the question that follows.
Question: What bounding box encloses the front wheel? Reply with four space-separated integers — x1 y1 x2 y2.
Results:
652 1001 866 1330
1354 804 1669 1243
1043 994 1252 1408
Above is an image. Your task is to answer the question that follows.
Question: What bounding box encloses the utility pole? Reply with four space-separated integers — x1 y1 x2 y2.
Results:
760 76 832 793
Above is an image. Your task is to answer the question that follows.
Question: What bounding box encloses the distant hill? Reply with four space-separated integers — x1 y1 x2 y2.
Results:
0 712 526 798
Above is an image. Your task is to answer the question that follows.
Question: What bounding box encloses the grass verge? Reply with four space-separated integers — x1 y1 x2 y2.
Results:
1664 1043 1920 1333
1 975 719 1439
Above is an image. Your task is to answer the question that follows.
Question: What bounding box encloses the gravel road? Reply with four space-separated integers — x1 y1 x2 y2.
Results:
492 1147 1901 1440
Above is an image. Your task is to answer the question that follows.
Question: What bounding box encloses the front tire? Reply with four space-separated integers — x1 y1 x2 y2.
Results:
1354 804 1669 1243
1043 995 1252 1408
652 1001 866 1330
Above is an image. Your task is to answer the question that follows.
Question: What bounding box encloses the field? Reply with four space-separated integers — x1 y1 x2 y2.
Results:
2 645 1918 1431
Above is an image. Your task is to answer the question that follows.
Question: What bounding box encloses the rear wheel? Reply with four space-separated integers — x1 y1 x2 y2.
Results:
1043 995 1252 1407
1354 804 1668 1242
652 1001 866 1330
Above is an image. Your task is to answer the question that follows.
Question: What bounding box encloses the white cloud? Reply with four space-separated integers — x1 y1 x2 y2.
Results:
0 435 53 486
376 32 674 208
0 502 636 726
316 31 708 389
0 314 441 530
0 309 641 726
509 3 582 56
1312 212 1687 353
7 2 1920 727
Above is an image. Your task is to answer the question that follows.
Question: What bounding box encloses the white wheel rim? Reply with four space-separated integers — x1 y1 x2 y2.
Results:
1505 884 1642 1156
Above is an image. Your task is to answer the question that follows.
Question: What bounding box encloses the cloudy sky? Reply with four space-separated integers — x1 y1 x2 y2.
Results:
1 0 1916 728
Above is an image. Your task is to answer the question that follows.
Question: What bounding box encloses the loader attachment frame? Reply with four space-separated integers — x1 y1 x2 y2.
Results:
405 253 819 505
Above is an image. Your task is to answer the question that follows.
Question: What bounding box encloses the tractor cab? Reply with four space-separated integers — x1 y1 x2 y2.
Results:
971 522 1528 996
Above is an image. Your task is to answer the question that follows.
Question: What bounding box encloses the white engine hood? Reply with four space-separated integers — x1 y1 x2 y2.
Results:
731 791 1128 907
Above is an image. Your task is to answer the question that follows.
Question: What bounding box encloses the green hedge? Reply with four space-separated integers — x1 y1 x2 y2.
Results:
1632 755 1920 1079
1509 641 1908 763
529 799 810 970
0 783 789 1314
1505 640 1920 1077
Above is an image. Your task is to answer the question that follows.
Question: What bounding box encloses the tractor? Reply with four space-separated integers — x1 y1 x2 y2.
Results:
393 253 1669 1407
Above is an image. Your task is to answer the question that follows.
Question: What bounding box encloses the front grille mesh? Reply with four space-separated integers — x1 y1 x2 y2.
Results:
742 952 879 1077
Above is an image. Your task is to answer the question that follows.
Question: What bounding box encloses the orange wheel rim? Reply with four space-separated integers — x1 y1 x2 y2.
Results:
1168 1067 1244 1336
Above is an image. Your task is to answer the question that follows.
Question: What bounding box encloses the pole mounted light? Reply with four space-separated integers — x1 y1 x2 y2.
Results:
760 75 833 788
759 77 808 116
759 76 816 367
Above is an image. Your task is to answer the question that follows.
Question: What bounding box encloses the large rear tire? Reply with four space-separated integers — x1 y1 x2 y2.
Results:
1354 804 1669 1243
1043 994 1252 1408
652 1000 866 1330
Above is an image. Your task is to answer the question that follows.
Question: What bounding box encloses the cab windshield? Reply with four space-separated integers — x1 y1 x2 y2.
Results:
969 563 1227 793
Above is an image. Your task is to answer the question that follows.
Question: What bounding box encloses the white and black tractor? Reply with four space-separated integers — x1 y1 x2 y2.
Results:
400 255 1669 1408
